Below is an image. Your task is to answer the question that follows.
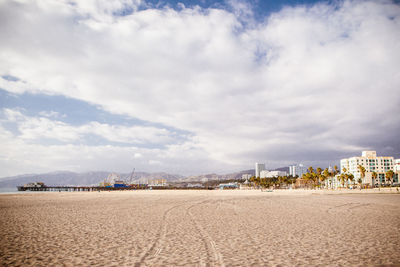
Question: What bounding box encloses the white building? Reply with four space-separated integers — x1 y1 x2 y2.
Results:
149 179 167 186
395 159 400 184
260 170 287 178
255 163 265 178
242 174 252 180
289 164 306 177
395 159 400 172
187 183 203 188
340 151 397 186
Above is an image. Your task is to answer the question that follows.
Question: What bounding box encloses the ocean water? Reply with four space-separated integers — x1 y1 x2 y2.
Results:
0 187 17 192
0 187 19 194
0 187 53 194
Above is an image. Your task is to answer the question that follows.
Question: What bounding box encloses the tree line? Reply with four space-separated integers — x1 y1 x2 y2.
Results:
247 165 396 189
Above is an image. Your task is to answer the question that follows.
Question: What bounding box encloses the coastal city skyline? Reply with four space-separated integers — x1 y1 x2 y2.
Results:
1 0 400 178
2 1 400 266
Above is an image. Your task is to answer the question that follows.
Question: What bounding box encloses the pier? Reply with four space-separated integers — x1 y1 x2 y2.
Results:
16 185 148 192
16 185 215 191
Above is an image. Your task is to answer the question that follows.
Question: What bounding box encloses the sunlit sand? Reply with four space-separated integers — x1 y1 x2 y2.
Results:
1 190 399 266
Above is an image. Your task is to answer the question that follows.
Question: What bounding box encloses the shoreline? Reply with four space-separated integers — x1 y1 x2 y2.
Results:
1 187 399 196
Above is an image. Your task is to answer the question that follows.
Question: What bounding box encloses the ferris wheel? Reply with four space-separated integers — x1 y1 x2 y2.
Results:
106 173 121 184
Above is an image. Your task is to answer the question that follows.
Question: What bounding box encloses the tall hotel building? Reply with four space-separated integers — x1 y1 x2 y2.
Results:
289 164 306 177
340 151 398 185
255 163 265 178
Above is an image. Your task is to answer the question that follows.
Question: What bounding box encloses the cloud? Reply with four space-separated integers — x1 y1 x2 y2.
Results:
0 118 229 177
0 0 399 177
1 108 185 145
38 110 65 118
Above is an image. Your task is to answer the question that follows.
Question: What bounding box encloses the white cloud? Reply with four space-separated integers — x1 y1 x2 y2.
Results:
0 121 230 177
1 108 182 145
0 0 400 177
38 110 65 118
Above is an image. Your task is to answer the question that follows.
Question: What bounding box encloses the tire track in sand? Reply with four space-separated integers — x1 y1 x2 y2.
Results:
187 200 225 267
134 203 185 266
326 202 370 214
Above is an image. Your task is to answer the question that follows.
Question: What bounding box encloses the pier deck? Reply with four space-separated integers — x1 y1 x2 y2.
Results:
16 185 148 192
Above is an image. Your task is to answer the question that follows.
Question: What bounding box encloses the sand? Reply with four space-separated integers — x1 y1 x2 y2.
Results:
1 190 399 266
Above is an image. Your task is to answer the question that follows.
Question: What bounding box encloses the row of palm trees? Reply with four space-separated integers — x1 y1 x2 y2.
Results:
247 166 397 189
249 166 340 188
310 165 396 188
249 176 297 188
301 166 341 188
357 165 395 187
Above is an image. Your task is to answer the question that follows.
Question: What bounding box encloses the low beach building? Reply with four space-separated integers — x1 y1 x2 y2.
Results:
294 178 308 188
149 179 167 187
187 183 203 188
219 182 238 190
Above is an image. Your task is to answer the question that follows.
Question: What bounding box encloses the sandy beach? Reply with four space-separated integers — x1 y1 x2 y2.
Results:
1 190 399 266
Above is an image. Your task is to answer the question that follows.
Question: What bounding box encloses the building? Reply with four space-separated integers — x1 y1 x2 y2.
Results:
219 182 238 190
395 159 400 172
395 159 400 184
340 151 397 186
149 179 167 186
24 182 45 188
260 170 268 178
255 163 265 178
260 170 287 178
187 183 203 188
289 164 306 177
294 178 308 188
242 174 252 180
325 175 341 189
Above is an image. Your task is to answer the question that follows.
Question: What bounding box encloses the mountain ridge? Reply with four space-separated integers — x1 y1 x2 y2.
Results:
0 167 290 188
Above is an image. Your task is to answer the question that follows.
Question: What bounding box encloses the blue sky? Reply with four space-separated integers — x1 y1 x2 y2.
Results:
144 0 324 17
0 88 190 148
0 0 399 177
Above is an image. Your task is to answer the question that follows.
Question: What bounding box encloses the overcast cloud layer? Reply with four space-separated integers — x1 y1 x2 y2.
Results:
1 0 400 177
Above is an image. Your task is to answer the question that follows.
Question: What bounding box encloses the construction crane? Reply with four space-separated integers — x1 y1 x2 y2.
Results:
127 167 135 185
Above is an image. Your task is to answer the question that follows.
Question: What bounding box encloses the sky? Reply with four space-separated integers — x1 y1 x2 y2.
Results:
0 0 400 178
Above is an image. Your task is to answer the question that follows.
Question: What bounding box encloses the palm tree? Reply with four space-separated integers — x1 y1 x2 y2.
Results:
315 168 322 188
344 173 351 188
308 166 314 174
386 170 394 186
348 173 354 188
250 176 256 184
334 165 339 176
357 165 366 187
322 168 330 188
260 178 267 188
302 173 309 187
303 173 315 189
342 167 347 173
255 177 261 187
339 174 346 188
372 172 378 188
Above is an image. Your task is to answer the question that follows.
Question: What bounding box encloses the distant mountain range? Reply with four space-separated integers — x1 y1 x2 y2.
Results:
180 169 255 182
0 171 183 188
0 167 289 188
